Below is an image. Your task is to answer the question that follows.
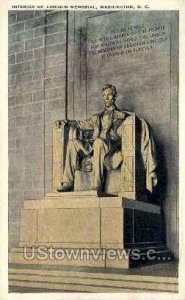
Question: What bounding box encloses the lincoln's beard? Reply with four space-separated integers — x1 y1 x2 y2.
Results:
104 100 115 108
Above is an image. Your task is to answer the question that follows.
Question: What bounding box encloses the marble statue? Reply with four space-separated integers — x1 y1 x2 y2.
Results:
56 84 158 194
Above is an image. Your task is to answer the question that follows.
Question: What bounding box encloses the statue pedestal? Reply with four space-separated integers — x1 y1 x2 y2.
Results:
9 191 168 269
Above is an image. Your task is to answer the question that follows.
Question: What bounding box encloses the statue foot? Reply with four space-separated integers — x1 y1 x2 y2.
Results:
57 182 74 192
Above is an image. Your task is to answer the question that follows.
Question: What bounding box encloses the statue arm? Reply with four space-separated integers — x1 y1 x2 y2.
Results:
55 117 95 130
71 118 94 130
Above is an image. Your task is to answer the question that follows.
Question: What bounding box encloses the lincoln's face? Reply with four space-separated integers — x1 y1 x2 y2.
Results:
101 88 116 108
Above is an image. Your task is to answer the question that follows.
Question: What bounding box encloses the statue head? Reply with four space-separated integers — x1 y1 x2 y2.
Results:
101 84 118 108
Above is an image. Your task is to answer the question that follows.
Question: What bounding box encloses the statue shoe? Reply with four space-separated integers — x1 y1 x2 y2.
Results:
57 182 74 192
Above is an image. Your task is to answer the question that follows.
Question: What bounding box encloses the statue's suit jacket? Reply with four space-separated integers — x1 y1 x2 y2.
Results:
75 107 127 141
72 107 158 193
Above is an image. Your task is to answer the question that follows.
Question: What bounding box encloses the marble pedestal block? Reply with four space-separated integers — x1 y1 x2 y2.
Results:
18 191 162 248
9 191 165 268
19 191 125 249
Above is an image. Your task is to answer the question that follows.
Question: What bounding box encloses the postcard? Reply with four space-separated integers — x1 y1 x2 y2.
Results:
0 0 185 299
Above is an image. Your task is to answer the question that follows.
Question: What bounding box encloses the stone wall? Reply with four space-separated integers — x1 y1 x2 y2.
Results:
8 10 67 248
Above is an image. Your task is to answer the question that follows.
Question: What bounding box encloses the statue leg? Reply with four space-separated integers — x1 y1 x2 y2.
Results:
92 138 109 189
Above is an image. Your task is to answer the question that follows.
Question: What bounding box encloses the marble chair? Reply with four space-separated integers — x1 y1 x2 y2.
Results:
53 114 146 200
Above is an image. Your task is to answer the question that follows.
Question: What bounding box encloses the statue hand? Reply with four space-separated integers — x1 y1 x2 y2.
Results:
55 120 67 127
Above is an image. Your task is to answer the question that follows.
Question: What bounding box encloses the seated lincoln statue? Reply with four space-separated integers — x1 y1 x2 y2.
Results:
56 84 157 195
